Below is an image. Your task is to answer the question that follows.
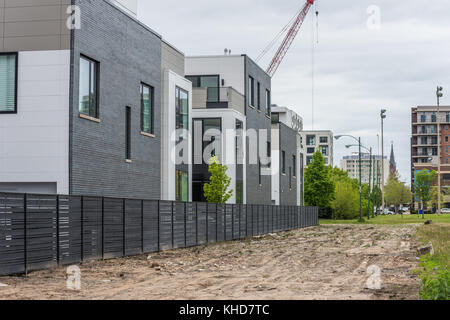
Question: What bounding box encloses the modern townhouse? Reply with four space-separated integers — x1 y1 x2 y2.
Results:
301 130 334 166
186 55 272 205
271 106 305 206
0 0 192 201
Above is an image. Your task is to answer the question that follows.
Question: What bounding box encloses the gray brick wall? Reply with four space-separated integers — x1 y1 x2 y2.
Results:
278 123 298 206
70 0 162 199
244 55 272 205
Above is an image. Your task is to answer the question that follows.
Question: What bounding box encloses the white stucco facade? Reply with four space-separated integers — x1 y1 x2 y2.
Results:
192 108 247 204
161 69 193 202
185 55 246 95
0 50 70 194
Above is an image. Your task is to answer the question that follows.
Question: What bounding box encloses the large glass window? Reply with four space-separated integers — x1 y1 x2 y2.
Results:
176 170 189 202
293 155 297 177
186 75 219 102
79 56 98 118
321 146 329 156
306 135 316 146
320 137 328 143
282 151 286 174
176 87 189 140
265 89 271 116
0 53 17 113
125 106 131 160
141 83 154 134
248 76 254 106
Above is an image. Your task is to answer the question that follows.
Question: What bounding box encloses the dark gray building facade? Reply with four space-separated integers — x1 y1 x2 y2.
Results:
70 0 162 199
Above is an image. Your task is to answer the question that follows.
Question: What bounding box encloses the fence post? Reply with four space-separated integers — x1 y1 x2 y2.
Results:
56 195 60 266
80 196 84 263
123 199 126 257
184 203 187 248
102 197 105 260
206 203 209 244
216 204 218 243
157 200 160 252
195 203 198 246
141 200 144 254
171 202 174 249
23 194 27 275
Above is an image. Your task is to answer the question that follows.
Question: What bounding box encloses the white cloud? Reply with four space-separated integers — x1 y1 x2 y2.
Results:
138 0 450 183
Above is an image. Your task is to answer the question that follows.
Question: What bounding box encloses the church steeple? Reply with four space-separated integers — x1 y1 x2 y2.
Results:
389 142 397 174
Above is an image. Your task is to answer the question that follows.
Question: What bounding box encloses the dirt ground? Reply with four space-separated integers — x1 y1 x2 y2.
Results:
0 224 421 300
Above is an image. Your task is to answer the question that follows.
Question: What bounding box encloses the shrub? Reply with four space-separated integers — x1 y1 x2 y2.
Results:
418 256 450 300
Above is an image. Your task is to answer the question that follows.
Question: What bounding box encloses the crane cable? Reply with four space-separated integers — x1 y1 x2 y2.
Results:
256 5 304 63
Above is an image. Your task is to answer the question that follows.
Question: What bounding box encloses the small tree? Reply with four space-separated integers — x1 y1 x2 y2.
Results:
305 151 335 208
414 170 437 211
203 156 233 204
385 172 412 214
332 180 359 219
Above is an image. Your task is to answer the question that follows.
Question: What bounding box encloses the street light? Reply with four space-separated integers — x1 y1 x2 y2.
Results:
346 144 374 221
381 110 387 215
437 86 443 216
335 134 364 222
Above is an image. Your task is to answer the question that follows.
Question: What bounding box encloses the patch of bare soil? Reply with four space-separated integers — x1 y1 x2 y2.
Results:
0 225 421 300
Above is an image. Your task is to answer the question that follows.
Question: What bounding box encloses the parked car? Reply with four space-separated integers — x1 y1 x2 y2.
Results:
440 208 450 214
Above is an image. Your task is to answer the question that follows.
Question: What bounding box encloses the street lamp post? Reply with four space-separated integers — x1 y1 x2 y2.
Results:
346 143 373 221
437 86 443 216
381 110 387 214
336 134 364 222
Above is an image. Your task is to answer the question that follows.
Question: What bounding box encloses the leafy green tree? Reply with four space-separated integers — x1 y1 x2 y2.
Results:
414 170 437 211
429 186 445 211
203 156 233 204
332 180 359 219
385 172 412 213
305 151 335 208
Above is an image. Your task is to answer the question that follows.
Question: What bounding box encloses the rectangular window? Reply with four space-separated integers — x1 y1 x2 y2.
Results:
431 136 437 144
79 55 99 118
248 76 254 107
258 159 262 185
257 82 261 110
446 136 449 143
306 135 316 146
307 147 315 154
0 53 17 113
320 137 328 143
186 75 219 102
176 170 189 202
265 89 271 116
271 113 279 124
140 83 154 134
125 106 131 160
293 155 297 177
306 156 313 166
289 167 292 190
431 113 437 123
282 151 286 174
176 87 189 142
321 146 329 156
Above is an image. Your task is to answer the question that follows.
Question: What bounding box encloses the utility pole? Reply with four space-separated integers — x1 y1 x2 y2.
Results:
381 110 387 214
437 86 444 216
359 137 363 222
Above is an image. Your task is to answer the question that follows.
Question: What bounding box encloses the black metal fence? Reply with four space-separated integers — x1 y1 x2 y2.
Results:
0 192 319 276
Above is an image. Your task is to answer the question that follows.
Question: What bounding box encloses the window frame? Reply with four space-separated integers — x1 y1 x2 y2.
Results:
79 54 99 119
282 151 286 175
265 89 271 117
257 82 261 110
248 76 254 107
293 155 297 178
0 52 19 114
140 82 155 135
125 106 131 160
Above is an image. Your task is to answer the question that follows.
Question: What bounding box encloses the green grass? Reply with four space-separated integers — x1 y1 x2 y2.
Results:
320 214 450 225
415 223 450 300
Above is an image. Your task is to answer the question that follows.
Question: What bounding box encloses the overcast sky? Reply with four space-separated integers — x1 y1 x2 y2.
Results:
138 0 450 184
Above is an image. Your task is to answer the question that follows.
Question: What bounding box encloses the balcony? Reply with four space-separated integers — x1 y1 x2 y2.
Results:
192 87 245 115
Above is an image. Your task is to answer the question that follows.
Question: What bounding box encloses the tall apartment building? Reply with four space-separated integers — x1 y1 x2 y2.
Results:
301 131 334 166
186 55 272 204
411 106 450 202
0 0 192 201
271 106 305 206
341 153 389 186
